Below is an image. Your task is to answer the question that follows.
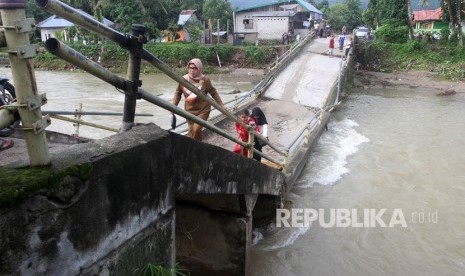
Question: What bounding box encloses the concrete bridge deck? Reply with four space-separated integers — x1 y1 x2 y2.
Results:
203 37 344 184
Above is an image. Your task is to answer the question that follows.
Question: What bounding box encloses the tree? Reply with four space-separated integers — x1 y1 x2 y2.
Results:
406 0 414 39
363 0 407 27
344 0 363 30
455 0 463 47
26 0 49 23
442 0 457 36
362 0 380 28
324 0 362 31
316 0 330 12
326 3 349 31
202 0 233 31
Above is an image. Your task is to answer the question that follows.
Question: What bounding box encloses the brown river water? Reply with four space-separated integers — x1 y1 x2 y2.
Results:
250 87 465 276
0 68 261 139
2 68 464 275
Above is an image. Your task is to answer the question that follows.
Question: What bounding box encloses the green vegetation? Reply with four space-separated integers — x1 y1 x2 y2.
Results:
34 42 286 73
316 0 363 31
27 0 233 40
0 163 92 207
359 38 465 80
138 263 187 276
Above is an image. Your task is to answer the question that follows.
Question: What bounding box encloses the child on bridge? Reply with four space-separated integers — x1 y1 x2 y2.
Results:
251 107 269 162
233 109 259 158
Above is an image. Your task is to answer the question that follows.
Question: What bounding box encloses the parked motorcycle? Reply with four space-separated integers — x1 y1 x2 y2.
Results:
0 77 17 137
0 77 15 106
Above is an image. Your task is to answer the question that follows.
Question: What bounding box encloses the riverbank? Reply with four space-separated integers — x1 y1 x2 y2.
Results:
354 70 465 98
31 42 289 75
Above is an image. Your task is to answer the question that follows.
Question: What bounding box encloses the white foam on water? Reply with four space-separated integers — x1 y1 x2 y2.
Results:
254 222 311 251
252 228 264 245
253 119 368 251
298 118 369 188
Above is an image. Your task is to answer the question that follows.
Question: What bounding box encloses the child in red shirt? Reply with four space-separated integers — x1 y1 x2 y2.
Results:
329 35 335 56
233 109 259 157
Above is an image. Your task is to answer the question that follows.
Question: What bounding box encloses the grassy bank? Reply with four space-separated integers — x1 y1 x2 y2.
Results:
357 40 465 81
33 42 288 74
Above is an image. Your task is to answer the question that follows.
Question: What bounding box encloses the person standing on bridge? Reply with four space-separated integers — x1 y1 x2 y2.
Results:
344 37 353 60
251 107 269 162
233 109 259 158
328 35 335 56
172 58 225 141
338 33 345 51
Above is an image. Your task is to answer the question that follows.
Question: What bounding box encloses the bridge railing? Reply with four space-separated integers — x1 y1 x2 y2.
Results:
33 0 292 168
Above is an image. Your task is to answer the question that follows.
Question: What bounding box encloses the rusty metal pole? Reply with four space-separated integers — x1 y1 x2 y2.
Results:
121 24 145 132
0 0 50 166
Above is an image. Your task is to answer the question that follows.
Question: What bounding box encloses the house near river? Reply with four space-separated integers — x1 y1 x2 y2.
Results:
36 10 114 43
412 7 447 34
228 0 323 43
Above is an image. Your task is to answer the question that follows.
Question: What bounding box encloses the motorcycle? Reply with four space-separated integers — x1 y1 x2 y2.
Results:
0 77 15 106
0 77 17 137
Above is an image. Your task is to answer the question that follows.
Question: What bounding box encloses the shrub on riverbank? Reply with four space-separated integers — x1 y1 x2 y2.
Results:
360 39 465 80
34 42 287 74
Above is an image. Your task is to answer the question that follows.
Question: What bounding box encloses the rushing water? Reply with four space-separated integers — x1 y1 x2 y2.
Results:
250 87 465 275
0 68 261 139
3 68 465 275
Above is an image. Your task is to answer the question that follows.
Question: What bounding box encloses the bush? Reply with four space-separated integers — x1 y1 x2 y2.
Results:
34 39 280 71
375 24 409 43
400 40 423 53
440 28 450 44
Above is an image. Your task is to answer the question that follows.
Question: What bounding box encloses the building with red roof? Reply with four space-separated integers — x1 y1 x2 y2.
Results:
412 8 448 31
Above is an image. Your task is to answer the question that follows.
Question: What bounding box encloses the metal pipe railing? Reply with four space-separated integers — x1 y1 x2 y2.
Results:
1 3 50 166
44 38 284 165
42 110 153 116
44 38 126 89
35 0 130 48
37 0 277 158
36 0 325 166
121 24 145 132
50 114 119 132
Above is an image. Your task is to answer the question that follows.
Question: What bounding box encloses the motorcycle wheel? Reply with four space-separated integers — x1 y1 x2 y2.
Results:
0 81 16 106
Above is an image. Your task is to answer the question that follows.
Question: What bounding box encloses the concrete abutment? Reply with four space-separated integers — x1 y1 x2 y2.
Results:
0 124 284 275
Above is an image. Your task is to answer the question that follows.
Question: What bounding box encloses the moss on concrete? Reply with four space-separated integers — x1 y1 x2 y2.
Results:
0 163 92 208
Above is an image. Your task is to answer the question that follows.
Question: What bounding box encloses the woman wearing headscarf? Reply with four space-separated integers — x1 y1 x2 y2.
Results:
251 107 269 161
172 58 225 141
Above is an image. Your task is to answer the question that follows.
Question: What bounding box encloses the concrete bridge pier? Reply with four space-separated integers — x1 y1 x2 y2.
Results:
175 194 257 275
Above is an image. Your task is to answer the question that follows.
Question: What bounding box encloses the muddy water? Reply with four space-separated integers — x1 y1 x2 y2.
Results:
0 68 262 139
3 67 464 275
250 87 465 275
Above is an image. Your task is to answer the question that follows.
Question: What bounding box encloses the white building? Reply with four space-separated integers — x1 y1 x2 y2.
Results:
229 0 323 42
36 11 114 42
